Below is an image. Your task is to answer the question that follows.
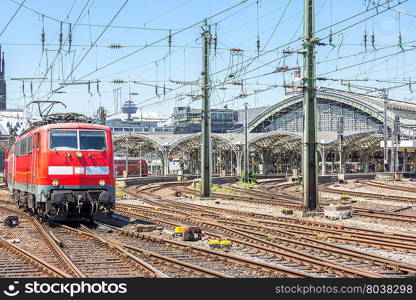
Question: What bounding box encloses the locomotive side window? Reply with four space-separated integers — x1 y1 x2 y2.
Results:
15 141 20 156
27 135 33 154
21 138 27 155
80 130 106 150
50 130 78 150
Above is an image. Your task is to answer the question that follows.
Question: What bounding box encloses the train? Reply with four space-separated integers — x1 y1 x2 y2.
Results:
114 157 148 177
5 121 115 221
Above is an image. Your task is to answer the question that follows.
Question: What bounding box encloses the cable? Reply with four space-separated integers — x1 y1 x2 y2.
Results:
0 0 26 37
260 0 291 52
135 1 410 111
31 0 93 100
7 0 181 32
64 0 129 84
318 47 416 77
75 0 250 80
12 0 409 114
143 0 194 27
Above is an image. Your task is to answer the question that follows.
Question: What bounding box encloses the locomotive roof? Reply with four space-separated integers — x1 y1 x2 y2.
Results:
16 122 110 141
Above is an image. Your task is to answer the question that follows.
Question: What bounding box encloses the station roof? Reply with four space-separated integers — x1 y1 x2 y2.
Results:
113 87 416 157
241 88 416 134
235 106 270 125
320 130 383 153
113 130 384 157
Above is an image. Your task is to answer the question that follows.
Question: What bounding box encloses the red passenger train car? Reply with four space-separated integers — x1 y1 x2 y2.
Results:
114 157 148 177
5 122 115 221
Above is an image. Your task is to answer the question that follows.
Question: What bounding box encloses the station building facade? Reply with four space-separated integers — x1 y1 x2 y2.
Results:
172 106 240 133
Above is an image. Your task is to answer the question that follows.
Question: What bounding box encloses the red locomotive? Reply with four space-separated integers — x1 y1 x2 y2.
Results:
114 157 148 177
5 121 115 221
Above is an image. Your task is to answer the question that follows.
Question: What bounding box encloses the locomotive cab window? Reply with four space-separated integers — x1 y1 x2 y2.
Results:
80 130 106 150
50 130 78 150
49 129 106 151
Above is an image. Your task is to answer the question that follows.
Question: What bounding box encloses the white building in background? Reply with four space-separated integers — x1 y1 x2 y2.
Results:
106 111 173 133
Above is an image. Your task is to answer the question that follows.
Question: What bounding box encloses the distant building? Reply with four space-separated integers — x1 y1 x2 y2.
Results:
0 45 6 110
172 106 241 133
121 99 138 121
106 111 173 134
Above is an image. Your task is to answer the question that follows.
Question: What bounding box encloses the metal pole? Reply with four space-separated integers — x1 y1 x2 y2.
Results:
393 115 400 174
125 140 129 178
201 26 212 197
321 147 326 175
219 150 222 176
231 151 234 176
302 0 318 211
404 149 408 172
139 143 142 178
337 116 344 174
383 89 388 172
244 102 249 183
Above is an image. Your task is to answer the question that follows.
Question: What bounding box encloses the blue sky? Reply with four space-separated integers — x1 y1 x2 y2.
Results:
1 0 415 119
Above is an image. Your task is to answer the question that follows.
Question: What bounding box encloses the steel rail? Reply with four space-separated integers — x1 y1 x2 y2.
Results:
116 202 383 278
0 204 85 277
58 224 168 278
104 225 317 278
0 237 70 278
82 223 230 278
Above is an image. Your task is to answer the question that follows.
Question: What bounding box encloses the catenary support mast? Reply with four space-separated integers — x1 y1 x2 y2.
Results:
302 0 318 211
201 25 212 197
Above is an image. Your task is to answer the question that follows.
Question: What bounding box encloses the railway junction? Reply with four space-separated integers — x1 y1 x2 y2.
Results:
2 175 416 279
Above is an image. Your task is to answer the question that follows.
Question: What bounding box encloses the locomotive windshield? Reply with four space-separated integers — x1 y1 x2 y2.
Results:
50 130 106 151
80 130 106 150
50 130 77 150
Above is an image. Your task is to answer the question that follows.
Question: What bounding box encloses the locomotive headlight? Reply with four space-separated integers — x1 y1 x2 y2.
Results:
52 179 59 186
99 180 105 186
76 151 83 158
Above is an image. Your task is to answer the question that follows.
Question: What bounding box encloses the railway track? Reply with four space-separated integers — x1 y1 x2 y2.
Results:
243 181 416 225
320 183 416 204
117 201 416 277
48 224 167 278
86 224 229 278
121 186 413 278
84 222 312 278
138 199 416 250
109 212 331 277
0 204 84 277
173 185 301 209
353 208 416 223
365 179 416 193
128 182 416 240
132 180 416 229
0 237 70 278
115 204 386 278
1 197 169 278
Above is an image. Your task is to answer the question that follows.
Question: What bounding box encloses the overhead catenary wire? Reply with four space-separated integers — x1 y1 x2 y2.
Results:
76 0 388 98
0 0 26 37
4 0 415 117
31 0 94 101
135 0 409 109
75 0 250 81
63 0 129 84
6 0 188 32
